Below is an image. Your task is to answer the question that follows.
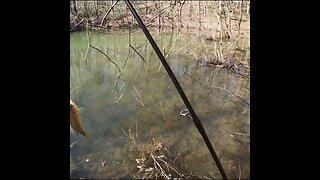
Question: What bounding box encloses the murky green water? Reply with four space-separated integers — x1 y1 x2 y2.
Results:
70 30 250 179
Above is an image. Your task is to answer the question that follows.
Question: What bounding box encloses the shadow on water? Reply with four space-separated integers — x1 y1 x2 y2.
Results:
70 30 250 179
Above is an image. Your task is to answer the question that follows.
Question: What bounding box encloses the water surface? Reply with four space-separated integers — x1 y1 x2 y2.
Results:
70 30 250 179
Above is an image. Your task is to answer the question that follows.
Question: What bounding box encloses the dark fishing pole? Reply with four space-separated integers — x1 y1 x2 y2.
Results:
124 1 228 179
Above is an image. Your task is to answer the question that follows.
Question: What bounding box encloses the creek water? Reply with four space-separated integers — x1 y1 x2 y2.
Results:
70 30 250 179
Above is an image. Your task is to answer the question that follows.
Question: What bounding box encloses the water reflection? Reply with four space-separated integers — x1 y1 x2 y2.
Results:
70 30 249 179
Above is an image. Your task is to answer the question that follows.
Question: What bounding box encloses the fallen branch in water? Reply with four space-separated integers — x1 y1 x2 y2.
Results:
132 83 145 107
89 44 124 78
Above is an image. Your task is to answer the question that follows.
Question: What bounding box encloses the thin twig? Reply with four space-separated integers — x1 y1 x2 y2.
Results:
89 44 124 78
232 132 250 137
159 101 166 121
70 87 79 95
237 148 242 180
132 83 144 106
136 105 172 130
238 0 243 36
129 45 146 63
165 28 180 58
99 0 119 26
158 156 182 178
70 141 78 148
184 72 250 111
188 45 199 60
114 83 126 106
150 153 170 179
70 17 85 32
224 86 250 107
129 44 148 71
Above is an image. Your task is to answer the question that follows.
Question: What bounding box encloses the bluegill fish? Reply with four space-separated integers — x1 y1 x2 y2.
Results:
70 99 88 137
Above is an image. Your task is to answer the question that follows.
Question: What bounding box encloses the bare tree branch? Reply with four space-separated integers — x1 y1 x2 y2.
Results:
99 0 119 26
89 44 124 78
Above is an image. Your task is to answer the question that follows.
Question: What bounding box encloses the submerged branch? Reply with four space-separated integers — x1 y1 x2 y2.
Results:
224 85 250 107
89 44 126 101
114 83 126 107
129 44 148 72
159 101 166 121
130 45 146 63
89 44 124 78
165 28 180 58
132 83 144 106
184 72 250 111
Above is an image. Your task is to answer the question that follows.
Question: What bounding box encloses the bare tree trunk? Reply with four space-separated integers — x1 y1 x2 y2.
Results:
158 0 161 31
171 2 174 30
94 0 98 18
238 0 244 36
218 2 223 40
178 0 186 27
219 1 222 14
204 2 208 30
227 2 232 38
72 0 77 15
99 1 119 27
125 3 128 26
84 1 89 18
188 2 193 30
222 1 232 39
144 1 147 22
198 1 201 30
111 1 115 18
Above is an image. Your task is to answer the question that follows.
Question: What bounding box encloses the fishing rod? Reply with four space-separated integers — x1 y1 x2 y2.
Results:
124 1 228 179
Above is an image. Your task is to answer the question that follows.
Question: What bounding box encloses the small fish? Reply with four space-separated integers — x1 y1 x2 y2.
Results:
70 99 88 137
